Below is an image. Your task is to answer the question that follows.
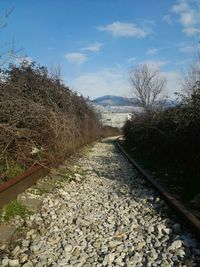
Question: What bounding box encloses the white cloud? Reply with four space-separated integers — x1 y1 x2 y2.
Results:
97 21 151 38
163 14 173 25
68 68 129 99
68 68 181 100
82 42 104 52
162 71 182 98
127 57 136 63
182 27 200 36
146 48 159 55
171 0 200 36
180 11 196 27
66 66 181 100
139 60 168 68
64 53 87 65
179 44 194 53
171 1 189 14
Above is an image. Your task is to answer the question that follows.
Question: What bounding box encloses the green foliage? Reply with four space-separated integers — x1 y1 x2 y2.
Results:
0 161 25 183
5 161 25 178
0 200 31 222
29 187 49 195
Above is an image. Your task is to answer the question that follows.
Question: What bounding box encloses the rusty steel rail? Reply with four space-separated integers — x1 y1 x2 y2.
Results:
116 138 200 238
0 164 49 209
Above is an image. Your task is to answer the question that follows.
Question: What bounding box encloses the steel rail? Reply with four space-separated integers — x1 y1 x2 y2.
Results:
116 138 200 239
0 164 49 209
1 138 200 239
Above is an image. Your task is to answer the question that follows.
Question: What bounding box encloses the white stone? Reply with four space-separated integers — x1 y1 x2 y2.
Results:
108 240 122 248
1 259 9 266
64 244 73 253
108 253 115 262
162 228 172 235
169 240 182 250
0 139 199 265
22 261 34 267
8 259 19 267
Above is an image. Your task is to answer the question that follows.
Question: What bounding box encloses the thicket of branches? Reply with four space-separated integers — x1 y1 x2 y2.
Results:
129 64 166 113
0 62 115 176
124 64 200 201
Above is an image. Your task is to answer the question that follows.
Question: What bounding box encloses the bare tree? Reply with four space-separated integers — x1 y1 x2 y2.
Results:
50 63 62 84
180 52 200 97
129 64 166 113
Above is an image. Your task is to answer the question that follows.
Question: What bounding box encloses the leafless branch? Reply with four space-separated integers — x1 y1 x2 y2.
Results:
180 52 200 97
129 64 166 113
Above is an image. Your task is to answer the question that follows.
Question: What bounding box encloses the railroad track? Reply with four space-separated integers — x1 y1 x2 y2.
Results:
0 136 200 240
0 137 200 266
0 164 49 209
116 137 200 239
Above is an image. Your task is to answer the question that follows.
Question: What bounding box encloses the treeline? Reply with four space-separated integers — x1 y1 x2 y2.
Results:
124 81 200 201
0 62 118 181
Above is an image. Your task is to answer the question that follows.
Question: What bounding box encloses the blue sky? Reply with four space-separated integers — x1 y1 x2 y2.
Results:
1 0 200 99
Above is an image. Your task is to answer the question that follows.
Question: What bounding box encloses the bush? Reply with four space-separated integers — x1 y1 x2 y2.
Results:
0 62 114 181
123 88 200 200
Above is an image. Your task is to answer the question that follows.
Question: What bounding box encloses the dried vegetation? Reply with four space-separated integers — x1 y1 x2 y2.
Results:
0 62 119 182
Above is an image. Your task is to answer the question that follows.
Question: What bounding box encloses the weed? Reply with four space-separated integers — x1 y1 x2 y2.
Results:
0 200 31 222
28 187 49 195
0 161 25 179
0 162 25 185
5 162 25 178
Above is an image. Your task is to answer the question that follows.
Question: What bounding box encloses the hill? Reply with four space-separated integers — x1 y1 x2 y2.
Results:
92 95 139 107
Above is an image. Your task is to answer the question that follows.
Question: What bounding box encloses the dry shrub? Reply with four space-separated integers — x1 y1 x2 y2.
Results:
0 62 103 172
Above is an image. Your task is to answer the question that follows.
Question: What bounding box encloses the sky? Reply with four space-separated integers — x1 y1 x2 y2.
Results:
1 0 200 99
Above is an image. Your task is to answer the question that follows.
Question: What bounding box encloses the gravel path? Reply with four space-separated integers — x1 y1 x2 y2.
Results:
1 138 200 267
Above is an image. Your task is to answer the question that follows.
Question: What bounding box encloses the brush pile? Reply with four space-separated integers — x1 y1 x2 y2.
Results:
0 62 111 178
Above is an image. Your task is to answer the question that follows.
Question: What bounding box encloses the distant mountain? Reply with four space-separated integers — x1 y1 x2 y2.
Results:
92 95 139 107
162 99 178 108
91 95 178 114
